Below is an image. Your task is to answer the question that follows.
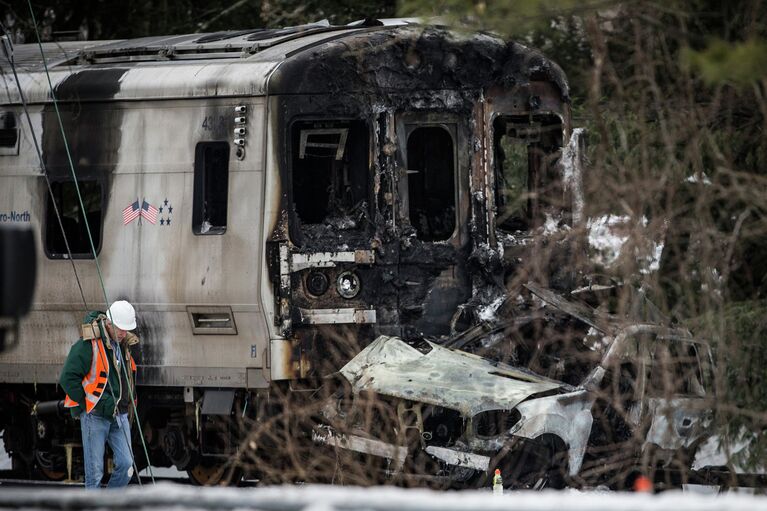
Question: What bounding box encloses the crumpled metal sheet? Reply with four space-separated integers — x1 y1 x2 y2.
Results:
339 336 564 416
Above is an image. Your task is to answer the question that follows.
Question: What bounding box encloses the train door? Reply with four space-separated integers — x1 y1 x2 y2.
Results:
269 108 387 379
393 112 473 338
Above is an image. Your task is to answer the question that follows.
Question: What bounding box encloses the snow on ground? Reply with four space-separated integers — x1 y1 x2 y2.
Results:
0 483 765 510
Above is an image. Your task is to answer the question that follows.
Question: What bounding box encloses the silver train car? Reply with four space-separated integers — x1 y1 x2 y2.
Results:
0 19 577 483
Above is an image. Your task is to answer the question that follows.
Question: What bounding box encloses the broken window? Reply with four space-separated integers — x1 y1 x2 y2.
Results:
648 340 705 397
0 112 19 155
45 179 103 259
406 126 456 241
290 120 370 230
493 115 563 232
193 141 230 235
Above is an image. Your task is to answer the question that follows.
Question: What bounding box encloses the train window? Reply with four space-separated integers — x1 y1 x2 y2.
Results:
494 115 563 232
406 126 456 241
45 180 103 259
290 120 369 229
0 112 19 155
193 142 230 235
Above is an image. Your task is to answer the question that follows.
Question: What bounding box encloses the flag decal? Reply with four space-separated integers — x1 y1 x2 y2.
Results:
141 200 159 224
122 200 140 225
123 198 165 226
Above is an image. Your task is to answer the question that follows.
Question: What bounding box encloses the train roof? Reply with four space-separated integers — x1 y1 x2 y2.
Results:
0 19 569 104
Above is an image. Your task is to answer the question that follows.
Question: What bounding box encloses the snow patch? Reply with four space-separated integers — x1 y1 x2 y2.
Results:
543 213 562 235
587 215 664 274
587 215 632 267
477 295 506 322
583 327 612 352
693 432 767 474
0 439 10 470
562 127 586 224
0 483 765 510
686 173 712 185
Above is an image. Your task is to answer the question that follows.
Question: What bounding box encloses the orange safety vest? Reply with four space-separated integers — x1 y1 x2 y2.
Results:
63 338 137 413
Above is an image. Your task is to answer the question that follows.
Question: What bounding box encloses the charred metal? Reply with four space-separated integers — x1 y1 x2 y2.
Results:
267 27 573 380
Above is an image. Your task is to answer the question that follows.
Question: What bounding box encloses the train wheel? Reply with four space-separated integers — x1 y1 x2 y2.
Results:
34 449 67 481
38 465 67 481
186 457 242 486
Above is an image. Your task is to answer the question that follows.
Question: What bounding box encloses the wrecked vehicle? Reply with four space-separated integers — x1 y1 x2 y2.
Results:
316 285 716 489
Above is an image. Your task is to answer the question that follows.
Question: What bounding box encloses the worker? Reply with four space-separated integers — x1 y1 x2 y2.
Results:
59 300 139 489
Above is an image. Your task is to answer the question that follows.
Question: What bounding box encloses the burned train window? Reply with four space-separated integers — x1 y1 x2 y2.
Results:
0 112 19 155
291 120 370 232
45 180 103 259
193 142 230 235
406 126 456 241
493 115 563 231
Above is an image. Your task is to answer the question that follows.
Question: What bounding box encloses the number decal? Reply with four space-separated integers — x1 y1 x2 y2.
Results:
202 115 228 131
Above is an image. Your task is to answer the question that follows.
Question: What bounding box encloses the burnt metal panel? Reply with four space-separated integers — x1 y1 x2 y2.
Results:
269 26 569 99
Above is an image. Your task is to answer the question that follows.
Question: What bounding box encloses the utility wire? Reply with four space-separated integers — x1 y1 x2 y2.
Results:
0 28 88 311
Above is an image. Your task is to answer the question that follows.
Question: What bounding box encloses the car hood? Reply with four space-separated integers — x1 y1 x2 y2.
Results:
339 335 566 417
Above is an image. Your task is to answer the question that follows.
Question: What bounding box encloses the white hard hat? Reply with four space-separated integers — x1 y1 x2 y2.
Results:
107 300 137 331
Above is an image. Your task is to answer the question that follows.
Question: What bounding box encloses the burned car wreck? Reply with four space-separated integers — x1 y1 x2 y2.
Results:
315 283 717 490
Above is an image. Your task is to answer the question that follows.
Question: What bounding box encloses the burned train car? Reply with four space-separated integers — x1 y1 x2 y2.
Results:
0 20 577 483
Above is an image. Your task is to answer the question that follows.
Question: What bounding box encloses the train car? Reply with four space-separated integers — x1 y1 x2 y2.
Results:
0 19 577 484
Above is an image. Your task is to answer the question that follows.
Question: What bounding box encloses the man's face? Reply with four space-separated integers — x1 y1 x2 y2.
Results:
107 321 128 342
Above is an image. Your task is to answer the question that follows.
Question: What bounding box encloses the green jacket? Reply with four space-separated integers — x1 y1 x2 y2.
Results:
59 311 137 419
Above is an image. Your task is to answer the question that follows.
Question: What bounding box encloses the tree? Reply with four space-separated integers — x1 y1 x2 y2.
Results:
1 0 396 41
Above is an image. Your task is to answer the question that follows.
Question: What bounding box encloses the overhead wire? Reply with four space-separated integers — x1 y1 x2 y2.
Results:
20 0 155 484
0 28 89 311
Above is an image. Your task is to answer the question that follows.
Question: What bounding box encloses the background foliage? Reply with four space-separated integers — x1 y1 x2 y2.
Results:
0 0 396 40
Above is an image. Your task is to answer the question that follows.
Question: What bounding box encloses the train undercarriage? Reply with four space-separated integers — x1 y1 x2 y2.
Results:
0 384 262 485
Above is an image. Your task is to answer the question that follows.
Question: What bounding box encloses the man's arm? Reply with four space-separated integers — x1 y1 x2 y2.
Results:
59 340 91 408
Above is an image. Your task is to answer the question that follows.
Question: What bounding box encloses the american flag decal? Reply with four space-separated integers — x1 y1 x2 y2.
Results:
122 200 140 225
141 200 159 224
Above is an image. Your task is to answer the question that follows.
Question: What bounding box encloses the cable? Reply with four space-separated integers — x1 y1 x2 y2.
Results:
25 0 110 309
100 316 157 485
23 0 155 484
0 28 89 310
